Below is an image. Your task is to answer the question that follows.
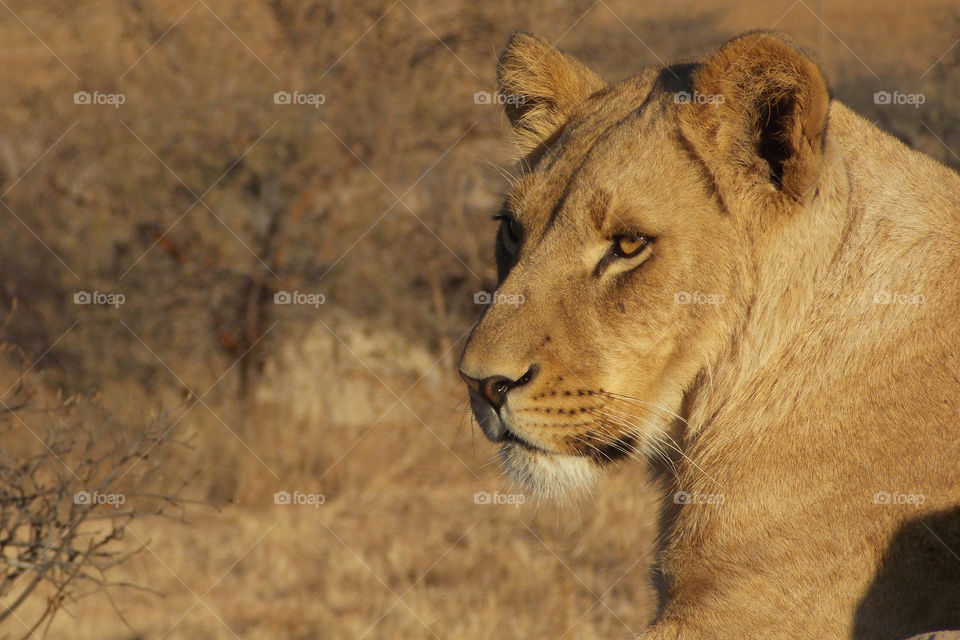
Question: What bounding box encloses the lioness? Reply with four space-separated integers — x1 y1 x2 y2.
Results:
460 31 960 639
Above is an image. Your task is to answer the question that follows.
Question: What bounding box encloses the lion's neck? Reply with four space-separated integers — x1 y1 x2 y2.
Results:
650 105 960 590
684 102 960 446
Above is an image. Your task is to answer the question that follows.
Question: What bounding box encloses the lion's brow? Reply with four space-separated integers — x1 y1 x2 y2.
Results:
505 187 527 215
539 185 610 239
587 190 612 231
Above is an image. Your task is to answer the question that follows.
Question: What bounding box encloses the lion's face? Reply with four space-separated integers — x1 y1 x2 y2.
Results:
460 33 829 497
459 64 743 498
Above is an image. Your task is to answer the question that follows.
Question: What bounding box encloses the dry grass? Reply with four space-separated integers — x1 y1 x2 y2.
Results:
1 0 959 637
13 339 660 639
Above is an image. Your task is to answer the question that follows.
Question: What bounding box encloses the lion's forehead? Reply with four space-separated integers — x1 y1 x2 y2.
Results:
514 79 676 208
509 96 691 241
540 74 662 170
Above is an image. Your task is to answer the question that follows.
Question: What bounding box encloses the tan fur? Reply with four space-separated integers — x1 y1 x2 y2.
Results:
460 31 960 639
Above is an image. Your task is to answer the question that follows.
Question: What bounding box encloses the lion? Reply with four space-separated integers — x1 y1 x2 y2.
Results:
459 31 960 639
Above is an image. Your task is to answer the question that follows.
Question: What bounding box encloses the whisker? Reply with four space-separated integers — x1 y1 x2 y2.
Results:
481 160 519 189
585 406 681 480
600 391 692 429
589 393 724 485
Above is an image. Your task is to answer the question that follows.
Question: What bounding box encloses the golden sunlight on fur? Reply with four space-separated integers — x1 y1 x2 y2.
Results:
460 30 960 640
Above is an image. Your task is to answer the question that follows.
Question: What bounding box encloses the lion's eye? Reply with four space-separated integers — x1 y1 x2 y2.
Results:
612 233 651 258
494 214 522 254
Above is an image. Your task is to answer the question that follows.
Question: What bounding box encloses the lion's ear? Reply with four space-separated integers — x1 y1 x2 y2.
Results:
678 31 830 208
496 32 605 157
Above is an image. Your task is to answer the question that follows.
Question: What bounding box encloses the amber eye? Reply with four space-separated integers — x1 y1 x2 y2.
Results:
612 233 651 258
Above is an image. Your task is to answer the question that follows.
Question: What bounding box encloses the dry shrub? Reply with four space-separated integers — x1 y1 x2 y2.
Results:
0 339 193 637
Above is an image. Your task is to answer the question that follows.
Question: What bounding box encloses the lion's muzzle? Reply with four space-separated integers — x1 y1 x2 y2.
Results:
460 366 537 442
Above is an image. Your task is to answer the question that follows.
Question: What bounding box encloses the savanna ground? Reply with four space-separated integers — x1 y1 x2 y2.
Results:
0 1 958 638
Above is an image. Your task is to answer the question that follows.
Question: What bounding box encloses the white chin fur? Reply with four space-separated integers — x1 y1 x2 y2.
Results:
500 443 598 503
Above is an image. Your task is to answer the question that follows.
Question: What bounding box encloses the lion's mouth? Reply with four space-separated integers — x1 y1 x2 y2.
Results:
579 433 637 464
500 428 551 454
469 388 638 463
469 389 557 454
506 429 637 464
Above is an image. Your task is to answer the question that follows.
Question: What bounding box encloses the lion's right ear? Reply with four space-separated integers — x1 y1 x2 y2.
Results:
496 32 605 157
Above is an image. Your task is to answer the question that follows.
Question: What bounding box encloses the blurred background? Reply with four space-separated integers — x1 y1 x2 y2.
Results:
0 0 957 637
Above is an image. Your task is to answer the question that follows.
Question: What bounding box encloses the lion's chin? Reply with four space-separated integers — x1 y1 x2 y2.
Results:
500 442 599 503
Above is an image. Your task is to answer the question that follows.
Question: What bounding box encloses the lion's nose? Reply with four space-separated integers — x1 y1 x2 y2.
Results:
459 366 537 411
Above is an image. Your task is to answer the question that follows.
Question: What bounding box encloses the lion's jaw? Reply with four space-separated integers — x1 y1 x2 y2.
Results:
467 380 679 500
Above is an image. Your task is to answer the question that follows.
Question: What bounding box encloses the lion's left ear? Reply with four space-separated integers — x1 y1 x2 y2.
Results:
496 32 605 157
677 31 830 209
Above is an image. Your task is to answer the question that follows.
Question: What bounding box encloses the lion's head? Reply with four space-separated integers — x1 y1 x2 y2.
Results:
460 31 830 498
